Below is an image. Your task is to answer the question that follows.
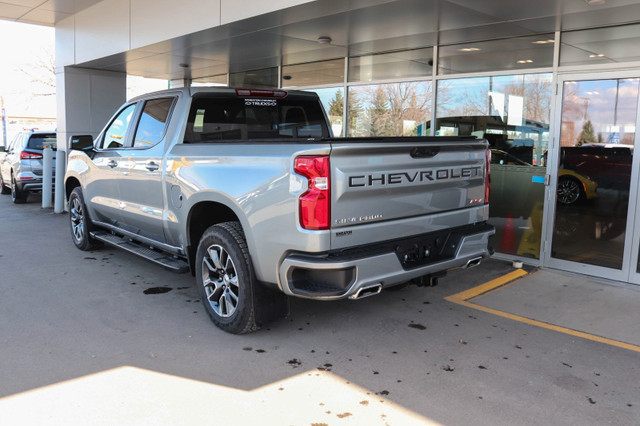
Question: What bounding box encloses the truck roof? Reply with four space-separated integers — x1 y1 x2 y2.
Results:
127 86 319 103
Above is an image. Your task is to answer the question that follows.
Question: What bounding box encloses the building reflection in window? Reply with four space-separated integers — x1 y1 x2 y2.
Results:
435 73 553 259
553 78 638 270
347 81 433 137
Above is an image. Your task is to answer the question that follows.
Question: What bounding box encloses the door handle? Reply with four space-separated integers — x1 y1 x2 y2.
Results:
145 161 159 172
107 160 118 168
410 147 440 158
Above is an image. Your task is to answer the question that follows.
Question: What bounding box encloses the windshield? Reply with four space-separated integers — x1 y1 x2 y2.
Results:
184 94 329 142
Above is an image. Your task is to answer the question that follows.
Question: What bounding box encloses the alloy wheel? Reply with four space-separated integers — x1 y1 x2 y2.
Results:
557 179 580 204
201 244 240 318
70 196 85 243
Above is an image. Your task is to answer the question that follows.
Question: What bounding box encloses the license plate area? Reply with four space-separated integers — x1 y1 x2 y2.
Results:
395 230 463 270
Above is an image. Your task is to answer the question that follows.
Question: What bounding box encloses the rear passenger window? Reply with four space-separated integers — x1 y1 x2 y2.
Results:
101 104 136 149
133 98 175 148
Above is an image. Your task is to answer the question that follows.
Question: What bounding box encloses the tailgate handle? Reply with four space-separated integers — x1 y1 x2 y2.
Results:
410 147 440 158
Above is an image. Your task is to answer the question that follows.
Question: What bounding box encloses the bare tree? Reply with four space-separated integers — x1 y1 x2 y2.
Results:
17 46 56 98
352 82 433 136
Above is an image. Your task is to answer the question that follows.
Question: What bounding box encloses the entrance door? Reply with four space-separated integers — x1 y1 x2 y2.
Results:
545 74 640 282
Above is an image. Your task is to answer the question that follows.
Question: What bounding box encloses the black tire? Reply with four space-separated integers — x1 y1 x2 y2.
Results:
68 187 99 251
195 222 258 334
11 175 27 204
0 174 10 195
557 176 584 205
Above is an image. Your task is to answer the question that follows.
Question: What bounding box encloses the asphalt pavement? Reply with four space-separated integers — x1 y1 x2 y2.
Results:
0 193 638 425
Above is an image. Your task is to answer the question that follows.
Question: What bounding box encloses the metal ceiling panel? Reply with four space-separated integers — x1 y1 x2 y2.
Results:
446 0 560 21
0 3 32 19
19 8 70 25
56 0 640 81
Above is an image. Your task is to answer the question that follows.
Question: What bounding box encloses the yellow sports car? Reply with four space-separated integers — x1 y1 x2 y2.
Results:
557 169 598 205
490 149 597 205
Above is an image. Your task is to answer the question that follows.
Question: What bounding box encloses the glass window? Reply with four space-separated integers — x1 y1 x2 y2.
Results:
183 93 329 142
553 79 638 269
561 24 640 67
347 81 433 137
229 68 278 88
349 48 433 82
27 133 57 150
306 87 344 137
133 98 175 148
282 59 344 88
436 73 553 259
438 35 555 75
101 104 136 149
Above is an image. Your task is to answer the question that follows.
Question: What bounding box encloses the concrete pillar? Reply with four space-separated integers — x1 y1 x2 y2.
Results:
54 67 126 212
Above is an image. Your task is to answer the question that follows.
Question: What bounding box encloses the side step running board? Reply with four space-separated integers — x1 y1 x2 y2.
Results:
91 231 189 273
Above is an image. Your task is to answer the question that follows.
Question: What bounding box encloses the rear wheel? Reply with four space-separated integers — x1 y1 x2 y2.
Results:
195 222 258 334
11 175 27 204
69 187 99 250
0 174 10 195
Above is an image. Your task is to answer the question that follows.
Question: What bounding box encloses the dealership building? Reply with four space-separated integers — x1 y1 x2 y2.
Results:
2 0 640 284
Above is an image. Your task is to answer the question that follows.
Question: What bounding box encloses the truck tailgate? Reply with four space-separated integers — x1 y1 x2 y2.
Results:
330 137 489 249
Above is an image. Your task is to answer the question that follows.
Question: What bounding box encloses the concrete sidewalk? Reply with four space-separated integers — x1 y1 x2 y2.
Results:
470 268 640 349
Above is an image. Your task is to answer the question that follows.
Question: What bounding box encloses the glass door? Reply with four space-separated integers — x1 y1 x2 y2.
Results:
545 74 640 282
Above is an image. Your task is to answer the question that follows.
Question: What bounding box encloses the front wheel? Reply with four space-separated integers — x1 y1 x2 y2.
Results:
195 222 258 334
68 187 99 250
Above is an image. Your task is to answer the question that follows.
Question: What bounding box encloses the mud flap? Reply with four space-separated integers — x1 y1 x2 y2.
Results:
253 282 290 327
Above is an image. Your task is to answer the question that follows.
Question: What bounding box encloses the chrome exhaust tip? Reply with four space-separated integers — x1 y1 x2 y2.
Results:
350 283 383 300
465 256 483 268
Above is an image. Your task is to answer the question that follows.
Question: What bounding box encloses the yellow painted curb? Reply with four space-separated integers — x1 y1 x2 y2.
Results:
446 269 640 353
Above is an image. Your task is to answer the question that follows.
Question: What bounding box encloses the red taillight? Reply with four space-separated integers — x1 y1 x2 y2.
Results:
485 149 491 205
20 151 42 160
295 156 330 230
235 89 287 98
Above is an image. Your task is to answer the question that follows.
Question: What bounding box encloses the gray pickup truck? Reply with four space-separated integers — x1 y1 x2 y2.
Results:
65 87 494 334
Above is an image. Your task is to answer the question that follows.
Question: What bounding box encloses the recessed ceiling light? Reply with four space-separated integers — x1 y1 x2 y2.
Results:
457 47 481 52
589 53 605 58
585 0 606 5
532 39 555 45
517 59 534 64
317 36 332 44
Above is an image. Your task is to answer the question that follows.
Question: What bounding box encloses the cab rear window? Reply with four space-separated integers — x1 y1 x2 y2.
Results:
184 94 328 142
27 134 57 150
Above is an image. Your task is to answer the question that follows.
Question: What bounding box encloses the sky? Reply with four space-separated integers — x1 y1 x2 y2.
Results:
0 20 56 119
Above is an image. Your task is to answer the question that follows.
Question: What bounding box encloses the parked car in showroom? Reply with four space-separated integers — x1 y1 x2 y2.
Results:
491 149 597 205
0 131 57 203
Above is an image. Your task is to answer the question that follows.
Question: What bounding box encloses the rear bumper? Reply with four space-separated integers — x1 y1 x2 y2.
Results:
17 178 55 192
278 222 495 300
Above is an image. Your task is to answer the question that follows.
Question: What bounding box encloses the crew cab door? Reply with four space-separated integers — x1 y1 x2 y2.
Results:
115 96 176 243
86 103 137 225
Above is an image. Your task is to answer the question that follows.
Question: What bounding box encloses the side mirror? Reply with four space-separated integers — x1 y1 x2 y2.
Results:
69 135 94 152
